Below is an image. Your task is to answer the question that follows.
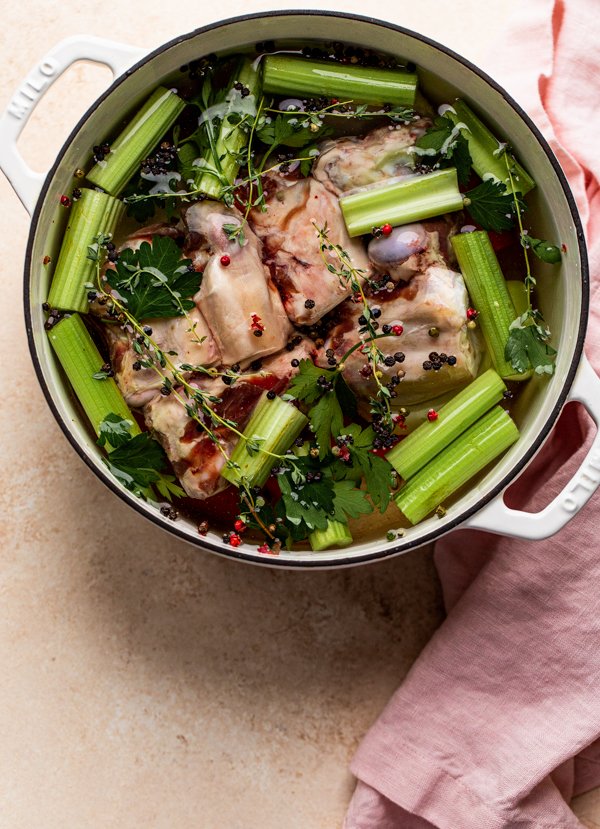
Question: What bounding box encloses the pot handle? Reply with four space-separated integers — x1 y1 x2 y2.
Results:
464 354 600 540
0 35 146 215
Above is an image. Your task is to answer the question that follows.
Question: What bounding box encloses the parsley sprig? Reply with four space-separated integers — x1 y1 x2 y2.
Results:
98 413 185 501
104 236 200 320
414 114 473 185
501 152 560 375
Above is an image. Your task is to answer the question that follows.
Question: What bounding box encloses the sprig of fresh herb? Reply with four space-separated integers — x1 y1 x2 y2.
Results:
313 223 394 427
521 234 562 264
105 236 200 320
462 179 520 232
98 413 185 501
500 152 560 375
414 115 473 185
287 358 357 459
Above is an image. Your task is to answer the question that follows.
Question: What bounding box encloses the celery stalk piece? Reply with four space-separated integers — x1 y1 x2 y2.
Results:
87 87 186 196
309 520 353 552
445 99 535 195
451 230 526 381
196 58 261 200
340 169 463 237
221 392 307 489
262 55 417 107
47 188 124 313
387 369 506 480
506 280 529 316
394 406 519 525
48 314 140 439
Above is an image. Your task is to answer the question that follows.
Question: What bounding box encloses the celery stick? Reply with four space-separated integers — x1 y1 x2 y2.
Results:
196 58 261 200
47 188 124 313
387 369 506 480
87 87 186 196
395 406 519 524
309 520 353 551
340 169 463 237
262 55 417 106
445 99 535 195
221 393 307 488
451 231 526 380
507 280 529 316
48 314 140 438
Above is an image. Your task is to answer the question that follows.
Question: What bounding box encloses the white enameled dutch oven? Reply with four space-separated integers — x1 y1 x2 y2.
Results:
1 11 599 568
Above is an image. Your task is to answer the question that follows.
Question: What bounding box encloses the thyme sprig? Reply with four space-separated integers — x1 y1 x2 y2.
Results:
313 222 393 427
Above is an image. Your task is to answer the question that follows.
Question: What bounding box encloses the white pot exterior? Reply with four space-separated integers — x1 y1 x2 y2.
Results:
2 13 597 567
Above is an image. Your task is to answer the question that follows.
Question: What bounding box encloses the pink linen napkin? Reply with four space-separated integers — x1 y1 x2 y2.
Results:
345 1 600 826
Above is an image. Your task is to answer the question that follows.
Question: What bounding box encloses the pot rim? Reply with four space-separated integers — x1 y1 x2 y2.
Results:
23 9 590 568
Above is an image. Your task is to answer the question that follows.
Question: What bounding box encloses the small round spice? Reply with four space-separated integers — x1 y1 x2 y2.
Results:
132 361 142 371
423 361 433 371
234 519 247 533
253 329 263 337
198 521 209 536
304 298 316 309
382 324 392 334
447 355 457 366
229 533 242 548
427 409 439 422
392 324 403 336
466 307 479 321
74 168 85 178
266 390 276 400
428 326 440 338
43 256 51 266
467 320 477 330
291 358 300 368
309 447 319 458
372 307 382 319
394 352 405 363
381 223 393 236
60 195 71 207
257 543 271 554
220 254 231 267
383 355 396 367
358 314 367 325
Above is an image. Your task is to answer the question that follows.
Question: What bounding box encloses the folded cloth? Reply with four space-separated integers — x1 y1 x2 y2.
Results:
344 0 600 826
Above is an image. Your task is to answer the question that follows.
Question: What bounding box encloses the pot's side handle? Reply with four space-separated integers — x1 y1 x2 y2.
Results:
464 354 600 540
0 35 146 215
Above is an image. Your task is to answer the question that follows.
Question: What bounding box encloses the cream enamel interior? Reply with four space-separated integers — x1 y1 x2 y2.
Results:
27 13 585 566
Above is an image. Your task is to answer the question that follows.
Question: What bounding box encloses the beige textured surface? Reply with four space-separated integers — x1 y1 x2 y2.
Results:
1 1 597 826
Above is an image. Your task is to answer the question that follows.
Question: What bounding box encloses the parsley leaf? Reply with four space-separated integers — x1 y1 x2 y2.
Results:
106 236 200 320
309 393 343 459
97 413 136 449
331 424 393 513
505 315 557 375
276 465 334 539
463 179 518 232
287 359 332 405
331 480 373 522
257 114 330 150
414 115 473 185
98 414 186 501
521 234 562 264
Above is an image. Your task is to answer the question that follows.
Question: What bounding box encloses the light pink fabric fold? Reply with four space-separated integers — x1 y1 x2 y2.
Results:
345 1 600 826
